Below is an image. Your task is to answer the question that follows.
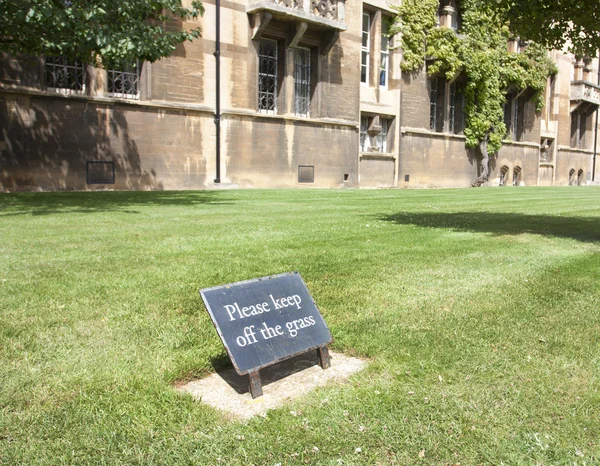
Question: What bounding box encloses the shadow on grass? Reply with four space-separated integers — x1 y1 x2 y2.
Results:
214 351 322 395
378 211 600 243
0 190 233 217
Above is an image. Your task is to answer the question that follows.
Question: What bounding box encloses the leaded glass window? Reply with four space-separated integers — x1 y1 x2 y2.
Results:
380 20 389 88
294 48 311 117
361 13 370 85
360 116 370 152
44 56 86 94
258 39 278 114
376 118 389 152
430 77 443 131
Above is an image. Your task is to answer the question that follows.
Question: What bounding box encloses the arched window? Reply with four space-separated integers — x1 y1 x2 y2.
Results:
568 168 576 186
499 166 509 186
577 169 584 186
512 166 522 186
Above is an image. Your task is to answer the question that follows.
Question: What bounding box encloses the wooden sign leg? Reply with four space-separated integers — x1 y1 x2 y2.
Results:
248 371 263 399
317 345 331 369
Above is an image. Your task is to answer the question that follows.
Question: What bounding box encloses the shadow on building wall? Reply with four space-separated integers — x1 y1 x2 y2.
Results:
378 211 600 244
0 95 163 192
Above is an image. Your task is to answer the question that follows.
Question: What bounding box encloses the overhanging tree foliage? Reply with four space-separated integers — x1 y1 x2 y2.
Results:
391 0 557 186
490 0 600 58
0 0 204 68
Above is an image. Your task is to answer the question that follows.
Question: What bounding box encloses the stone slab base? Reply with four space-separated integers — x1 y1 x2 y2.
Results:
176 350 366 420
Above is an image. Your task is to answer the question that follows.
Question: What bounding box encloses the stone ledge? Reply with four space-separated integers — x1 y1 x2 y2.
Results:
246 1 347 31
401 127 467 141
557 145 594 154
360 152 396 160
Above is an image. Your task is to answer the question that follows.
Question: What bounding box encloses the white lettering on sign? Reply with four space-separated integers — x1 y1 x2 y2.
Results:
223 294 302 322
222 294 317 346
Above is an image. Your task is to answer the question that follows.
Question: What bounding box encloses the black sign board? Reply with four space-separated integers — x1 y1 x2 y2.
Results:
200 272 333 380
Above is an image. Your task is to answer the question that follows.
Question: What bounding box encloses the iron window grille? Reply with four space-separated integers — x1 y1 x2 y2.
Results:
86 161 115 184
294 48 311 117
108 63 140 99
258 39 278 114
361 12 370 85
44 56 86 94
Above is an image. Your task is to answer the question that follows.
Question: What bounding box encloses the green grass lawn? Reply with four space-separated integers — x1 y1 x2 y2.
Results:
1 187 599 465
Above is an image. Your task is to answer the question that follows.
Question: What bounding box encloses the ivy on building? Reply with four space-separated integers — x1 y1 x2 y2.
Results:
391 0 558 186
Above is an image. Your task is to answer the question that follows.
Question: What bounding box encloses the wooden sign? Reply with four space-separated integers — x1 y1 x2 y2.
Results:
200 272 332 397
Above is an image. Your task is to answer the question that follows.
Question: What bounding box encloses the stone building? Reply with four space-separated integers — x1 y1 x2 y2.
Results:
0 0 598 192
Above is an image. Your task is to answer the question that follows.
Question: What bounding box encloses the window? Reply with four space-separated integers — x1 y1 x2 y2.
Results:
429 77 465 133
438 0 460 31
504 93 525 141
577 169 584 185
512 166 522 186
570 109 590 149
86 161 115 184
499 166 509 186
44 56 86 94
360 116 370 152
568 168 576 186
448 82 465 134
298 165 314 183
376 118 390 152
380 20 390 88
540 138 554 163
108 63 140 99
361 13 370 85
360 115 393 152
294 48 311 117
258 39 278 114
430 77 444 132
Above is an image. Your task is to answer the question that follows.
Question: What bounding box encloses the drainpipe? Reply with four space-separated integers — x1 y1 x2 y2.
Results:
593 51 599 182
213 0 221 183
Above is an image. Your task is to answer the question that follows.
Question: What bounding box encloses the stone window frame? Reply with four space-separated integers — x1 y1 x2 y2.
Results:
437 0 460 31
360 114 394 153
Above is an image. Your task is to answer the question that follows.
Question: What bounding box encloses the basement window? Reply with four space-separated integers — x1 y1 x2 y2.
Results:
108 63 140 99
298 165 314 183
87 161 115 184
44 56 86 94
